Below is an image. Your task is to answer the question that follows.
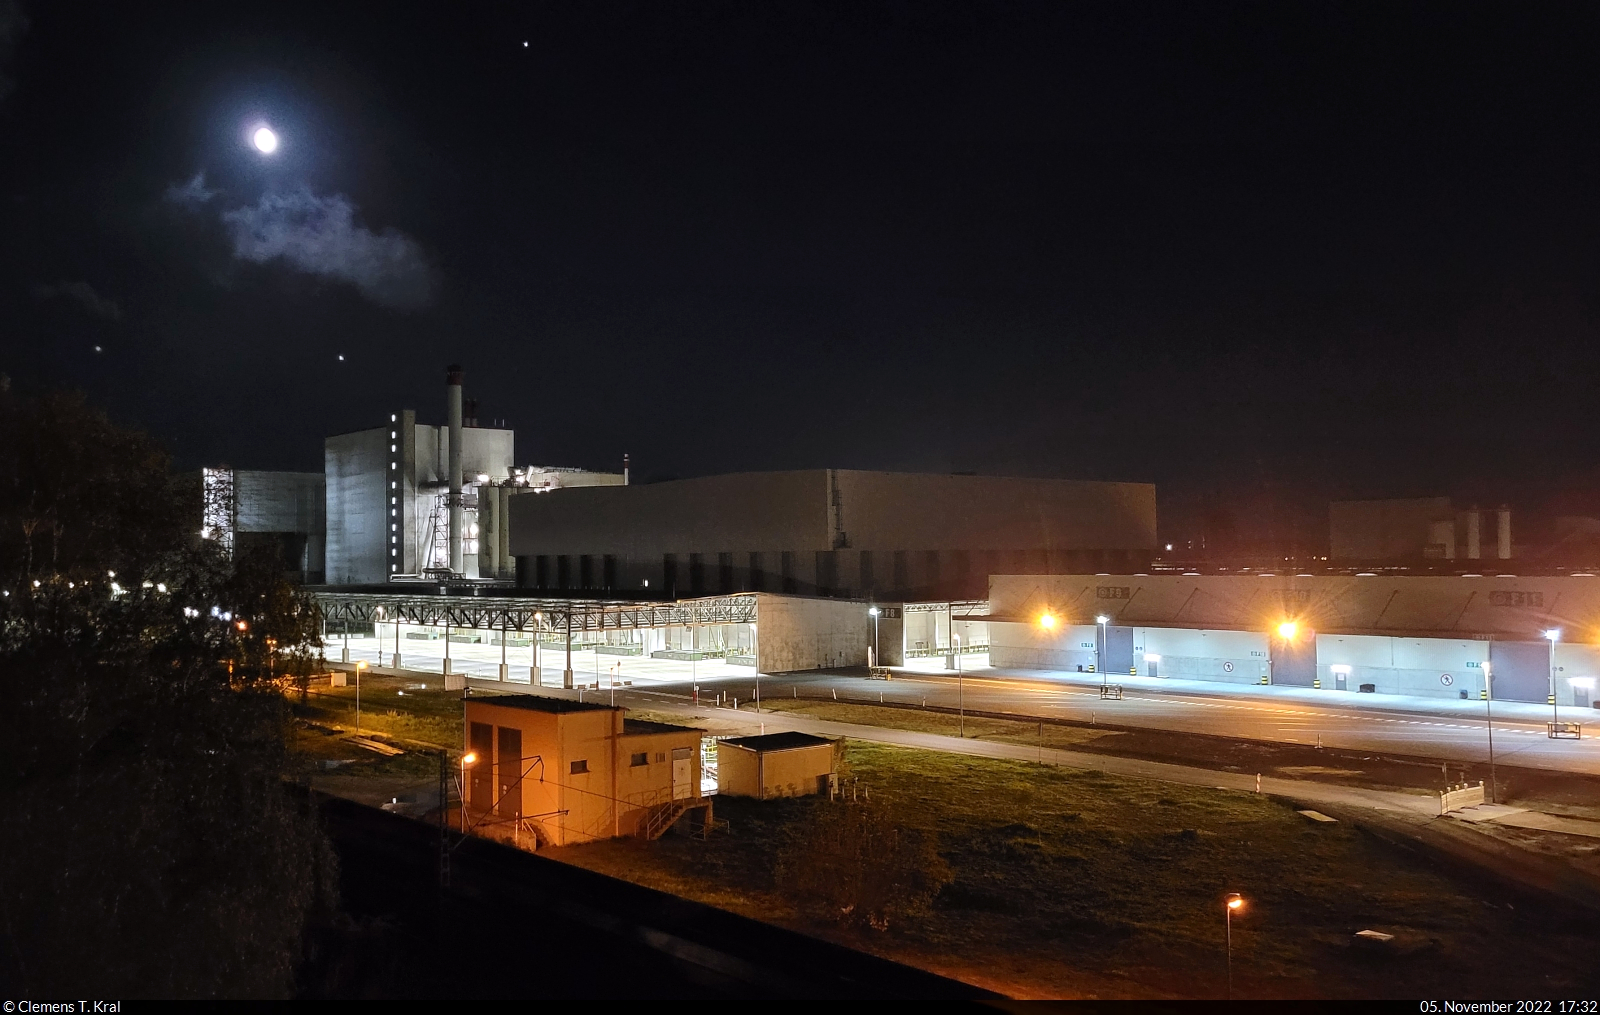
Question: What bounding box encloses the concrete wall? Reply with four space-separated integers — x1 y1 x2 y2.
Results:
235 470 323 533
755 594 871 673
231 470 325 580
988 613 1600 704
834 470 1155 553
986 573 1600 643
509 470 1157 599
510 471 828 558
990 622 1271 683
325 429 387 585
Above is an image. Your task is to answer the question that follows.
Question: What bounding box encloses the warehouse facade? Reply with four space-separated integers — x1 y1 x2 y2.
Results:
989 573 1600 706
508 469 1157 603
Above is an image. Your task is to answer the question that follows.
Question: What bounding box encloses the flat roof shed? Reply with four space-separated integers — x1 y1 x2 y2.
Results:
717 732 836 800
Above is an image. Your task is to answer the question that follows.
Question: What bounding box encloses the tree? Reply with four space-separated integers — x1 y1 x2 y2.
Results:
775 802 952 932
0 387 335 997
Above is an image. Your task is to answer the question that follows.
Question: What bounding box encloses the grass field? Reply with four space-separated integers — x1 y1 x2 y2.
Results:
550 741 1599 1000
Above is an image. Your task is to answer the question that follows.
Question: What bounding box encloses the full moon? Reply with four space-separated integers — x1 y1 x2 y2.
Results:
252 126 278 153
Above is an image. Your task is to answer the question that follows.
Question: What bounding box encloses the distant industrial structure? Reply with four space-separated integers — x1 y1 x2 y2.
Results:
1330 497 1514 563
197 468 325 582
205 362 1600 710
507 469 1157 601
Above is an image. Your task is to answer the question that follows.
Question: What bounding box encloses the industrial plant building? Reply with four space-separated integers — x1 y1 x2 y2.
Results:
198 468 325 582
506 469 1158 601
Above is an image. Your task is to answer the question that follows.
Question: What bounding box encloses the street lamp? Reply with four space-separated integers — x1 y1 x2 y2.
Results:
1544 628 1562 726
1038 612 1057 630
459 751 479 832
1225 893 1245 999
954 632 964 738
532 611 543 686
354 660 367 735
868 606 881 668
375 606 385 666
1095 615 1110 686
1483 658 1498 803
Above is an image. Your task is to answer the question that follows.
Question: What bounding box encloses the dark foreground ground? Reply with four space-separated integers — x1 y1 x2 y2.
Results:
299 792 998 1000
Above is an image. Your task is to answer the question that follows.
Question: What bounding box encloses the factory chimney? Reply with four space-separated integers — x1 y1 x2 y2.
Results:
447 365 464 575
1497 506 1512 560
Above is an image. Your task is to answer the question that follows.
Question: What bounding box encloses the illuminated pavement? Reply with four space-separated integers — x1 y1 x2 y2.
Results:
325 634 758 689
624 666 1600 776
327 635 1600 775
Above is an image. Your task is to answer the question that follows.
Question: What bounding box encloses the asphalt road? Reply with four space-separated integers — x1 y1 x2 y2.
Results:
617 667 1600 776
332 633 1600 776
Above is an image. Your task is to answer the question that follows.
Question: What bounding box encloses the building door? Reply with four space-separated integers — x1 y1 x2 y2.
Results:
1489 641 1552 704
497 727 522 819
1098 626 1135 676
469 722 494 812
1271 631 1317 686
1575 684 1592 709
671 747 692 801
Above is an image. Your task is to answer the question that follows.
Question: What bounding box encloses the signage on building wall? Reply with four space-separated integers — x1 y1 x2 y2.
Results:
1489 590 1544 608
1439 673 1454 686
1096 586 1131 599
875 608 902 619
1222 661 1234 672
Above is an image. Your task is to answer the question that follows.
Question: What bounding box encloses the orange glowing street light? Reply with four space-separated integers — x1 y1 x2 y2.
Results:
1276 621 1298 641
1038 612 1058 630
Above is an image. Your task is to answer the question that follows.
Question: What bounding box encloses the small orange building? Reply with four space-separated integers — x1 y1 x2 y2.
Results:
461 694 708 848
716 731 837 799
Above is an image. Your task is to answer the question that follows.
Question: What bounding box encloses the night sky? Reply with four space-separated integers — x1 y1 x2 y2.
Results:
6 1 1600 549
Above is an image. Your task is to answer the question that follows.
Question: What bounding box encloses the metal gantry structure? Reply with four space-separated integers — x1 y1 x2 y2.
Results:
313 590 759 635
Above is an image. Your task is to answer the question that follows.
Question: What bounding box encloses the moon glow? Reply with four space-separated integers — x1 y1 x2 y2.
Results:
252 127 279 153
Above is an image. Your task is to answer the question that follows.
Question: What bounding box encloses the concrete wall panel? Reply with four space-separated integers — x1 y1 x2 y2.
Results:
755 594 870 673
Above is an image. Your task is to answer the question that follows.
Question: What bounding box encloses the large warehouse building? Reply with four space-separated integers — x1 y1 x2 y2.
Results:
506 469 1157 602
988 572 1600 706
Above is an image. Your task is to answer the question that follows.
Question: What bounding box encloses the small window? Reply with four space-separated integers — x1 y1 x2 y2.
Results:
654 752 666 763
630 752 648 767
570 760 589 775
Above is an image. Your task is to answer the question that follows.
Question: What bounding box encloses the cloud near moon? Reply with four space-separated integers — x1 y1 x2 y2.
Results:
165 173 434 310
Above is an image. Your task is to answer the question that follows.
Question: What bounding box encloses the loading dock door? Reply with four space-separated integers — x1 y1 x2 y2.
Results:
672 747 692 801
1098 626 1135 676
1272 632 1317 686
1489 641 1551 704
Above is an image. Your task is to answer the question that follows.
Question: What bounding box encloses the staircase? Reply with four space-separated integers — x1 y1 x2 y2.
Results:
639 798 694 841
